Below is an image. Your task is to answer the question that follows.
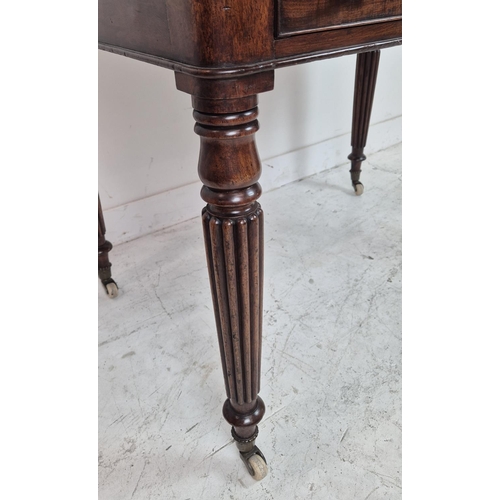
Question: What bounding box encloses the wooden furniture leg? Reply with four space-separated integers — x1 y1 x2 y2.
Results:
348 50 381 195
176 72 274 480
98 195 118 298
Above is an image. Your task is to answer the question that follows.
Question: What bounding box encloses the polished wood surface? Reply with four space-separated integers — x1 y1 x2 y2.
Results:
99 0 274 66
193 90 268 447
349 50 381 192
99 0 401 480
98 0 401 75
277 0 402 37
274 19 401 58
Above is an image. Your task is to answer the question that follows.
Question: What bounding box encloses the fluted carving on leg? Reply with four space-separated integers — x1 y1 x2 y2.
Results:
349 50 381 191
202 206 263 405
194 95 265 441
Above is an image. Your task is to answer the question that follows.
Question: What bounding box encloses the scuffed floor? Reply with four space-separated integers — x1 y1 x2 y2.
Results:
98 143 402 499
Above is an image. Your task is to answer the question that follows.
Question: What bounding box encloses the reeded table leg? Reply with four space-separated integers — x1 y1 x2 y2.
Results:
195 96 267 480
349 50 381 195
176 71 274 480
98 195 118 298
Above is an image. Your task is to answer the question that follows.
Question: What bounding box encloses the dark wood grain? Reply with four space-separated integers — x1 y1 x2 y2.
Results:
99 0 274 67
275 19 401 58
190 86 270 441
99 38 400 78
175 72 275 100
348 50 381 188
99 1 401 77
98 0 172 59
277 0 402 37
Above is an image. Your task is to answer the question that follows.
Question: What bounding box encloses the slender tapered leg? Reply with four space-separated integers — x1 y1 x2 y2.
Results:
98 195 118 298
197 99 267 479
348 50 381 195
176 70 274 480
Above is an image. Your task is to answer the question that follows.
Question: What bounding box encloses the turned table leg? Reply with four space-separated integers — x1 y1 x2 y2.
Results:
349 50 381 195
176 71 274 480
196 97 267 479
98 195 118 298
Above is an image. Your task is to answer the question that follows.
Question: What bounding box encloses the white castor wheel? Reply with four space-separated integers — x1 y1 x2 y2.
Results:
353 182 364 196
248 454 268 481
105 282 119 298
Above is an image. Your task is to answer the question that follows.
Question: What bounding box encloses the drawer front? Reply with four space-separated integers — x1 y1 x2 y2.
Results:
277 0 402 37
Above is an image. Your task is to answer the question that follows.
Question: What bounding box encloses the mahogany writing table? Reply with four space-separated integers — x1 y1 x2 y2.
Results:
98 0 402 480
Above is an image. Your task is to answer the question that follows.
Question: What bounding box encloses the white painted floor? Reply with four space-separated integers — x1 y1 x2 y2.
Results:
99 143 402 500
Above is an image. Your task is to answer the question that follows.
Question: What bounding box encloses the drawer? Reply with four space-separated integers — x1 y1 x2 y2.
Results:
276 0 402 37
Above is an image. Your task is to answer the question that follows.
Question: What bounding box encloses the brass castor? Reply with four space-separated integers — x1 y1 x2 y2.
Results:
239 446 268 480
233 427 268 480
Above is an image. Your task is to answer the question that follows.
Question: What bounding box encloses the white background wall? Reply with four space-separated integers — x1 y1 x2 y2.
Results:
99 46 401 244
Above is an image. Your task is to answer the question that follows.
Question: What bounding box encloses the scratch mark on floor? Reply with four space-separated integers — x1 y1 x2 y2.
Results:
98 314 164 347
262 404 288 424
107 414 126 428
364 486 380 499
153 286 169 315
130 461 147 498
129 360 145 418
381 478 402 489
340 427 349 443
185 423 199 434
279 350 316 371
366 469 401 489
203 440 234 461
276 324 297 375
147 383 168 398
